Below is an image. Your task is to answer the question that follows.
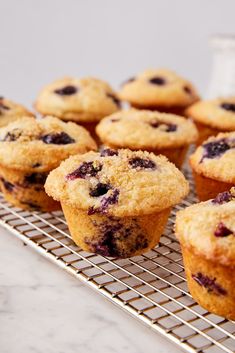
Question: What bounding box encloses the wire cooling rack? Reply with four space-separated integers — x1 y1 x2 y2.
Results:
0 167 234 353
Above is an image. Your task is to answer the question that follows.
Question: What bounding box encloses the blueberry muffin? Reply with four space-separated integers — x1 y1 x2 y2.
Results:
190 132 235 201
175 188 235 320
119 69 199 115
0 96 34 127
0 116 97 211
35 77 121 139
45 149 189 258
186 96 235 145
96 109 198 168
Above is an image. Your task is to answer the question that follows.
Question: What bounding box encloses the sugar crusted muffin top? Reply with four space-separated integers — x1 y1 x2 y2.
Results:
0 96 34 128
186 96 235 131
119 69 199 108
190 132 235 183
175 188 235 266
45 149 189 217
35 77 120 122
96 109 198 149
0 116 97 172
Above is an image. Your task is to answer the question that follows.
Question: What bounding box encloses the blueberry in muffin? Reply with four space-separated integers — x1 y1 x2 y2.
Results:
0 96 34 127
45 149 189 258
96 109 198 168
186 96 235 144
0 116 97 211
119 69 199 115
35 77 121 141
190 132 235 201
175 188 235 320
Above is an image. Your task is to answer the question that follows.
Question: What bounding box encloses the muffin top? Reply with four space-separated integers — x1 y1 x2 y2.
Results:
186 96 235 131
35 77 120 123
0 96 34 128
0 116 97 172
96 109 198 149
45 149 189 217
190 132 235 183
175 188 235 266
119 69 199 108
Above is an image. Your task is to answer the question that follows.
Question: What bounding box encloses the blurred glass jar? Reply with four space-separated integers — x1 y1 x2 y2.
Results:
207 34 235 98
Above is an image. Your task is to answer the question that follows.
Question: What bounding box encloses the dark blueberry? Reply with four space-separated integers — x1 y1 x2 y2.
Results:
54 85 78 95
100 188 119 211
87 206 97 215
122 77 135 86
41 132 75 145
24 173 47 185
85 218 147 257
3 132 16 141
107 93 121 108
220 102 235 112
214 222 233 237
85 223 122 257
89 183 111 197
129 157 156 170
192 272 227 295
201 139 230 161
184 86 192 94
88 189 119 215
110 118 120 122
134 234 148 251
100 148 118 157
98 223 122 257
149 77 166 85
91 241 116 257
32 162 41 168
166 124 177 132
2 129 22 142
212 191 232 205
150 120 177 132
66 162 102 180
149 121 160 128
0 177 15 192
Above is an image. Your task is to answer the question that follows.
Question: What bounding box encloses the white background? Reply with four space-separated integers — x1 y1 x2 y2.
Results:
1 0 235 108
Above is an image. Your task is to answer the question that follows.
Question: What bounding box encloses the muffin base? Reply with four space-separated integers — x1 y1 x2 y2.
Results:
62 203 171 258
155 146 188 168
192 170 234 201
182 246 235 320
0 165 60 212
194 121 221 146
81 121 101 145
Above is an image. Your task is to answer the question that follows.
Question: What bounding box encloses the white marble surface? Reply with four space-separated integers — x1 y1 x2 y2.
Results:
0 228 183 353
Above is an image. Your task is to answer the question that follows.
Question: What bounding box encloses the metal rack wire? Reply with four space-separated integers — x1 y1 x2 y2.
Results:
0 167 234 353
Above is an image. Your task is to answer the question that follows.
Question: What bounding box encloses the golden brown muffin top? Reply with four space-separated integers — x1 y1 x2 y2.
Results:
96 109 198 149
175 188 235 266
0 96 34 128
45 149 189 217
119 69 199 108
0 116 97 172
190 132 235 183
186 96 235 131
35 77 120 122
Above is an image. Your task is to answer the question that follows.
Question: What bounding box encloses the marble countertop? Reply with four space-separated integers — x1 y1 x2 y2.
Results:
0 228 183 353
